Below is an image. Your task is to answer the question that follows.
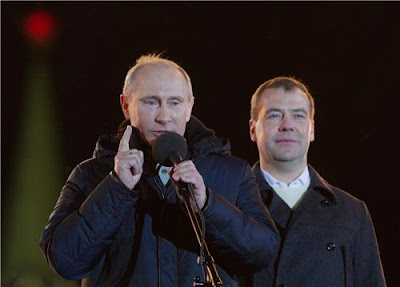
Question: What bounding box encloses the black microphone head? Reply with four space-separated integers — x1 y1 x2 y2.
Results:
152 131 188 167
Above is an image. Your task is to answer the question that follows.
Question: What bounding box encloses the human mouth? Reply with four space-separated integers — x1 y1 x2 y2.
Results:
151 130 170 137
276 139 297 144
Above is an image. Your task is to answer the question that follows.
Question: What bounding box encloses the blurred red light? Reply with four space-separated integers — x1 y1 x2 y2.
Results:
25 10 55 44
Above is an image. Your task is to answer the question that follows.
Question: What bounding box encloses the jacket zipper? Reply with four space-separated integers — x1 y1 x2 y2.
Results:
154 176 164 287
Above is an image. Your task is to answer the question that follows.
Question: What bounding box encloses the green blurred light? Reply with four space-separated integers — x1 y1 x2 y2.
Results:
3 57 74 286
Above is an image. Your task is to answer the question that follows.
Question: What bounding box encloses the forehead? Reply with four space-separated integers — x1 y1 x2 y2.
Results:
260 87 310 110
134 63 189 96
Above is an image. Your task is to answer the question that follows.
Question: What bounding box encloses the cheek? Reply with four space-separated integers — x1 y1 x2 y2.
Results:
255 130 272 148
256 122 273 138
130 106 150 127
128 106 138 123
184 105 193 122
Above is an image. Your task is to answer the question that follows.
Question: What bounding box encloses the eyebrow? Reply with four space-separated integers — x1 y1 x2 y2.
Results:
140 95 185 101
140 95 157 100
290 108 308 114
267 107 307 113
266 108 283 114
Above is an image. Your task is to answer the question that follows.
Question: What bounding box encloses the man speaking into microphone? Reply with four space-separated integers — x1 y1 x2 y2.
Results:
39 54 279 287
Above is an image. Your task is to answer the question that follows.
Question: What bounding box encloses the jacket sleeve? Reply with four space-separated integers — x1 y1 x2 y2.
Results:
353 202 386 287
39 164 139 279
202 161 280 273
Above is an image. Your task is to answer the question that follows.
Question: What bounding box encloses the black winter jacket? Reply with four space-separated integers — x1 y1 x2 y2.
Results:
251 163 386 287
40 117 280 287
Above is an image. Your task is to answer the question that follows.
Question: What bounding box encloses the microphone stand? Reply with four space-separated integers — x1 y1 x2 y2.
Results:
166 151 223 286
178 183 223 287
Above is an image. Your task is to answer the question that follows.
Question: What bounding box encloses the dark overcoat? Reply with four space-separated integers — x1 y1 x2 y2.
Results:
251 163 386 287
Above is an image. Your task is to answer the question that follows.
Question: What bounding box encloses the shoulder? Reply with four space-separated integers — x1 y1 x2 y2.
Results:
309 165 371 221
330 185 364 205
201 152 251 175
76 156 112 176
309 165 365 207
329 185 370 218
66 156 113 196
314 175 371 227
198 153 255 199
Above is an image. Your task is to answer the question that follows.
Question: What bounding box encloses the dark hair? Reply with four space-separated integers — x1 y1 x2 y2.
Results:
250 76 315 120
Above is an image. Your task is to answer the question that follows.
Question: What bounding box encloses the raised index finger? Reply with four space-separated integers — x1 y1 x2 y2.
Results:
119 125 132 152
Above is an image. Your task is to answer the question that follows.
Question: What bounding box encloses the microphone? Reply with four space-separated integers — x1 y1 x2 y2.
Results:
152 131 192 200
152 131 188 167
152 131 190 192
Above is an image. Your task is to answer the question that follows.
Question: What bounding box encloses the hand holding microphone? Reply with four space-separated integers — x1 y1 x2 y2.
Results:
152 132 207 209
171 160 207 209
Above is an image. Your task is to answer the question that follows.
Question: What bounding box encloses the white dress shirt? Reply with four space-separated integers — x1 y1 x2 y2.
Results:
260 166 311 209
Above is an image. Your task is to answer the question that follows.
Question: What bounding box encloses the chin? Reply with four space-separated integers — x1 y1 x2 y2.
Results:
276 152 299 162
142 134 156 146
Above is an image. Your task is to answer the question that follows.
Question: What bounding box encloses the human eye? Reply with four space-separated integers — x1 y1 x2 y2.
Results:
142 98 159 107
168 98 183 107
267 112 281 120
294 112 307 120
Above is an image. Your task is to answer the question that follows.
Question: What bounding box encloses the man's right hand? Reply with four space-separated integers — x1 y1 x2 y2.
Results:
114 125 144 190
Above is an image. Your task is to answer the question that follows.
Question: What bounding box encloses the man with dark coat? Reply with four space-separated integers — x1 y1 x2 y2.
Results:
248 76 386 287
39 54 280 287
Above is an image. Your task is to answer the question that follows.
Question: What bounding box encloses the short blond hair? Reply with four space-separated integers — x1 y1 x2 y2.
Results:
122 54 193 99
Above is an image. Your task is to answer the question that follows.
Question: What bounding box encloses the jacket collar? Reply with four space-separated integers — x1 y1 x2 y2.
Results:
92 116 230 163
252 162 337 205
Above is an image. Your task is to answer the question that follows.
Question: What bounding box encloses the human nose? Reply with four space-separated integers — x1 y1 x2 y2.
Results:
278 115 294 131
155 103 172 124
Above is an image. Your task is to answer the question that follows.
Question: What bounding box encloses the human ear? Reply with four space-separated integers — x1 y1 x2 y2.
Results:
249 119 257 142
310 120 315 142
185 96 194 122
120 94 129 119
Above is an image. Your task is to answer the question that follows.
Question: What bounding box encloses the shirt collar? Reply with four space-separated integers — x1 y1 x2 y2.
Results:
260 166 310 188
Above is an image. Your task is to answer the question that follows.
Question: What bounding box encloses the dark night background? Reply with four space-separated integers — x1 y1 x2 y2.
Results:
2 1 399 286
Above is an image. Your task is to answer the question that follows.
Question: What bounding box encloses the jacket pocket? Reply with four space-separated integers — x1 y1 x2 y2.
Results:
340 243 354 287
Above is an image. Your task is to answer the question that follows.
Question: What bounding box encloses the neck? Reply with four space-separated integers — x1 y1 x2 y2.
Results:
260 159 307 184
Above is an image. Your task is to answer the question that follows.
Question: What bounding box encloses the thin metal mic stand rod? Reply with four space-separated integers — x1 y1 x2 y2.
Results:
169 151 223 286
179 184 223 286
